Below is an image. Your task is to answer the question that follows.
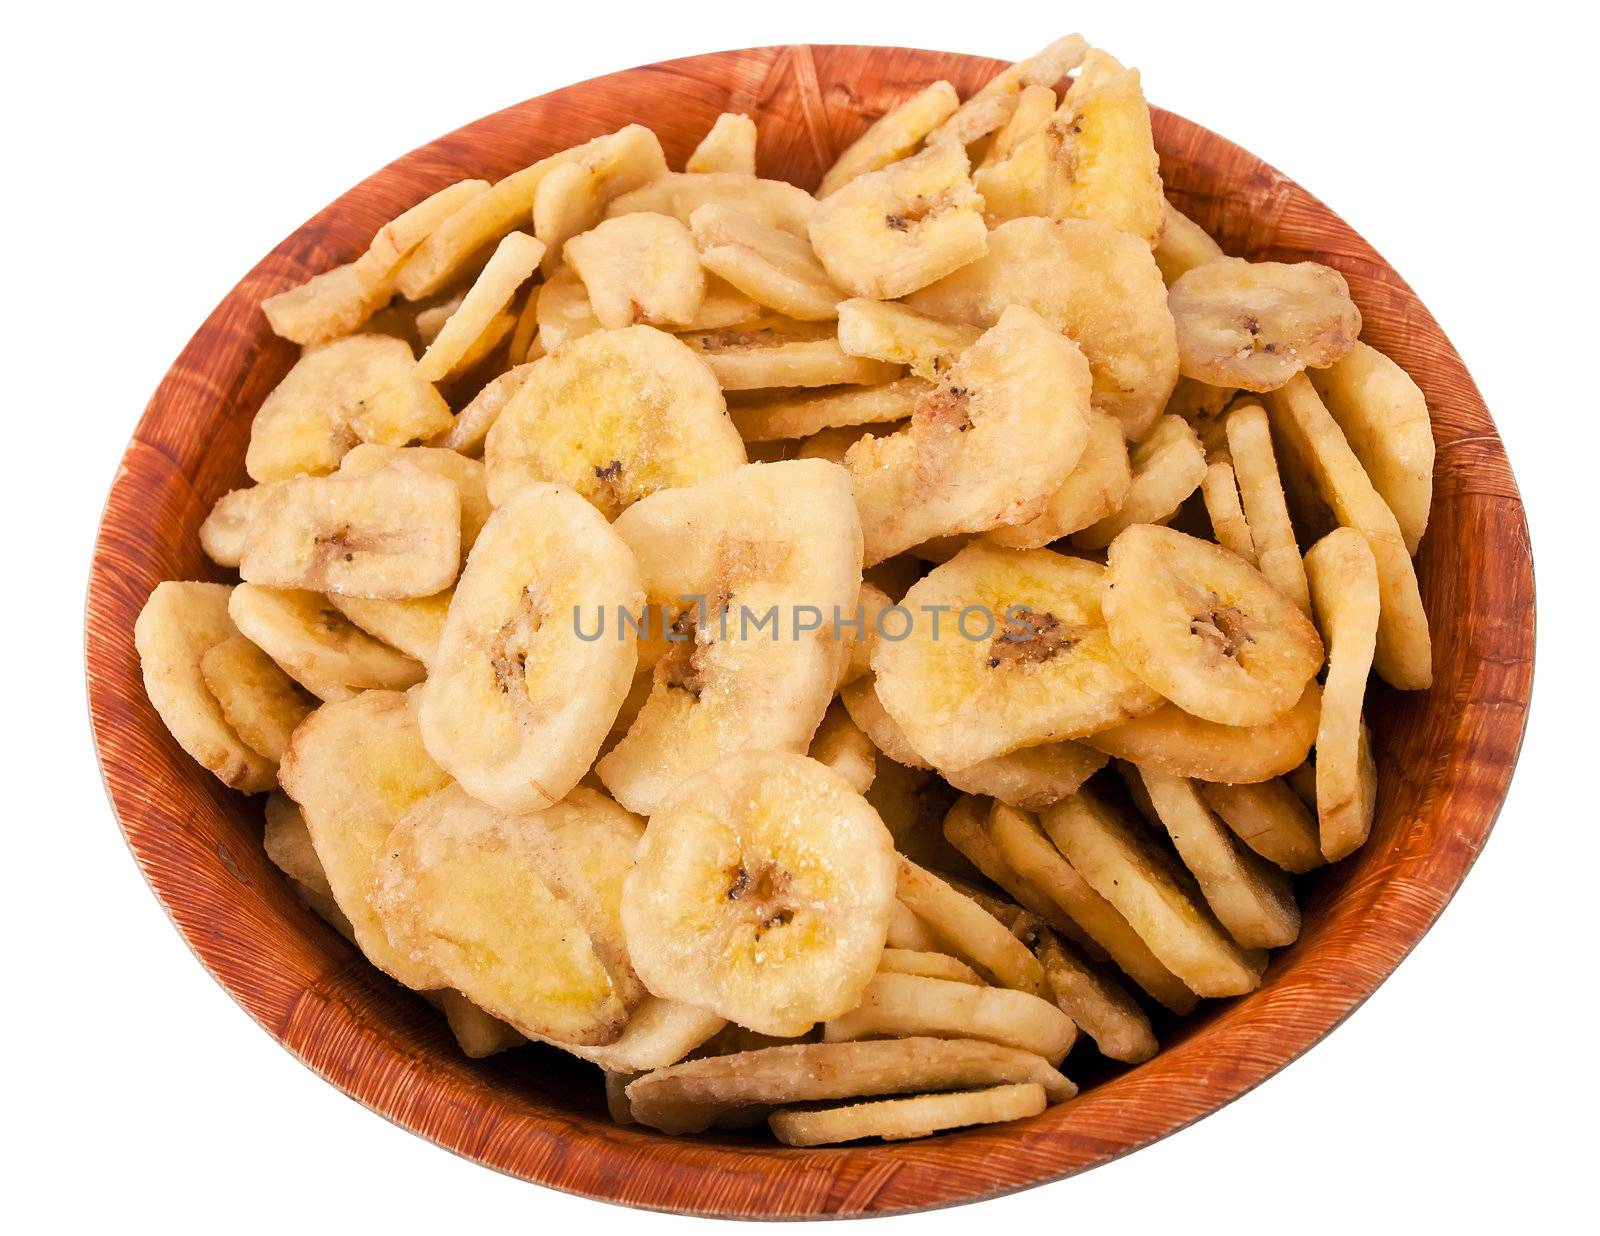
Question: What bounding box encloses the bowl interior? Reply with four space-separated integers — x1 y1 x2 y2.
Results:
85 44 1534 1218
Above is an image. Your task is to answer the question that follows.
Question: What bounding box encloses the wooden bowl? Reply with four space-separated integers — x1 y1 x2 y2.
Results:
85 44 1534 1218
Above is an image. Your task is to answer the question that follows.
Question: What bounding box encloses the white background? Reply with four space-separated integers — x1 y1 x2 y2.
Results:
6 1 1592 1230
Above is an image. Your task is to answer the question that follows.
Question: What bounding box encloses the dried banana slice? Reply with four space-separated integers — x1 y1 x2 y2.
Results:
198 634 314 763
799 424 897 464
484 324 745 516
261 263 392 348
1042 789 1267 997
327 590 451 668
529 130 676 271
431 989 526 1059
1200 459 1257 564
873 543 1162 769
1166 374 1237 454
1071 413 1207 549
397 124 666 300
1153 200 1224 285
245 334 452 483
262 791 348 928
372 783 647 1046
1308 341 1434 553
1168 257 1361 392
985 410 1132 549
534 265 602 353
337 443 492 553
540 997 726 1074
907 217 1178 440
818 81 960 198
238 462 461 600
846 306 1092 563
1265 374 1432 689
1304 527 1382 860
691 203 842 321
1200 779 1324 874
200 483 278 568
941 742 1107 811
823 972 1077 1065
686 112 757 175
808 701 877 794
436 364 536 457
419 482 643 813
770 1082 1046 1146
809 139 988 300
976 84 1056 170
566 213 706 329
680 318 900 389
1036 931 1157 1064
1226 401 1311 614
835 298 981 379
878 948 984 985
228 584 424 700
975 50 1163 244
1081 682 1321 783
896 859 1044 995
627 1036 1072 1135
277 689 452 987
621 751 896 1037
413 291 465 347
728 377 928 442
596 460 862 813
1103 524 1324 727
414 231 545 383
841 674 930 768
864 760 969 878
135 582 277 792
1138 769 1300 949
985 800 1196 1012
608 172 817 236
936 34 1088 146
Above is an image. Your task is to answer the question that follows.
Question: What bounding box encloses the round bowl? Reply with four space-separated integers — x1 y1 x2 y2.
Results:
85 44 1535 1218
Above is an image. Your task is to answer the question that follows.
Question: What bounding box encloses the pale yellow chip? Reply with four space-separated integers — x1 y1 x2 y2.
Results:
567 212 706 329
686 112 758 175
817 81 960 198
1226 401 1312 615
728 377 928 442
198 633 315 763
836 298 981 379
1072 413 1206 549
414 231 544 383
691 203 841 321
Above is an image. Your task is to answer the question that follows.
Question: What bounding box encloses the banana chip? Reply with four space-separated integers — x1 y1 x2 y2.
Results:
686 112 758 176
1072 413 1206 549
728 377 928 442
1153 200 1224 286
198 634 314 763
692 203 842 321
835 298 981 379
985 410 1132 549
681 318 900 389
1037 931 1157 1064
566 213 706 329
228 584 424 700
818 81 960 198
1226 401 1312 615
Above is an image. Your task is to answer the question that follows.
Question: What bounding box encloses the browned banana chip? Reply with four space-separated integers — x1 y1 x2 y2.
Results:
566 213 706 329
985 410 1132 549
1081 683 1321 783
1304 527 1382 860
1037 931 1158 1064
770 1082 1048 1146
1042 789 1267 997
1265 374 1432 689
198 634 315 763
1168 257 1361 392
627 1036 1074 1135
134 582 277 793
228 584 424 701
728 377 928 442
1071 413 1207 549
1103 524 1324 727
1137 769 1301 949
686 112 757 175
1201 459 1257 563
1153 200 1224 286
823 972 1077 1065
1226 401 1311 614
896 858 1045 994
808 139 988 300
1200 779 1324 874
835 299 981 380
818 81 961 197
692 203 842 321
975 50 1163 244
907 216 1177 440
679 318 901 390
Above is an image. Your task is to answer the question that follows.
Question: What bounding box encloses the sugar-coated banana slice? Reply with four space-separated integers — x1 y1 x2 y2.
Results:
528 129 675 273
878 947 984 985
261 262 392 349
200 484 279 568
935 34 1088 146
823 972 1077 1065
134 582 277 793
985 410 1131 549
246 335 452 483
770 1081 1047 1146
608 171 818 236
872 543 1162 770
621 751 896 1037
808 138 988 300
1103 524 1324 727
1071 413 1207 549
975 50 1164 244
277 689 453 988
1200 778 1324 874
691 203 843 321
626 1036 1074 1135
566 213 707 330
835 298 981 380
1042 788 1267 997
484 324 745 516
1168 257 1361 392
228 584 423 701
419 482 643 813
239 461 460 600
686 112 757 175
817 81 960 198
1081 683 1321 783
198 633 315 763
435 363 535 456
896 858 1045 995
1153 200 1224 286
907 217 1177 441
808 701 877 794
728 377 928 442
337 443 491 553
846 305 1092 564
679 317 901 390
372 782 647 1046
1037 930 1158 1064
1304 527 1382 860
596 460 862 814
1138 769 1300 949
1225 402 1311 614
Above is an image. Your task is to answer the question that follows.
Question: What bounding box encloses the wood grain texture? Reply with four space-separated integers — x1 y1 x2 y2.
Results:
84 45 1535 1218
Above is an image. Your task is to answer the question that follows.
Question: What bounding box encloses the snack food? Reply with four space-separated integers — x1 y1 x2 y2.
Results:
134 32 1437 1148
